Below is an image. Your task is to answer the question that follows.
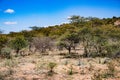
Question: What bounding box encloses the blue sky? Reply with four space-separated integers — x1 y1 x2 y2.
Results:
0 0 120 33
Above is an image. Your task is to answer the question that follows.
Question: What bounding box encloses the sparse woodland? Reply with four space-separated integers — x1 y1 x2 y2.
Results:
0 16 120 80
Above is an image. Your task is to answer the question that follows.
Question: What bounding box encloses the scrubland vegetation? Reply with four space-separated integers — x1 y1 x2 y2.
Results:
0 16 120 80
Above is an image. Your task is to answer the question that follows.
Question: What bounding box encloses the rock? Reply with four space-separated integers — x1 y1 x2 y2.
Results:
101 58 111 64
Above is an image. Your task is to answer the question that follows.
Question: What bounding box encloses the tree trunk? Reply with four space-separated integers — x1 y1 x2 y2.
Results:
50 68 53 73
84 46 88 57
15 48 20 57
16 48 20 54
68 47 71 54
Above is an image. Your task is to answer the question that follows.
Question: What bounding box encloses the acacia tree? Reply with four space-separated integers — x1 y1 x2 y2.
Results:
105 26 120 57
90 27 108 57
58 32 79 54
68 15 87 27
10 36 28 55
78 27 93 57
92 36 108 57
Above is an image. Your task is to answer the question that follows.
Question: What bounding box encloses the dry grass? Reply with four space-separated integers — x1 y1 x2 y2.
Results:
0 51 120 80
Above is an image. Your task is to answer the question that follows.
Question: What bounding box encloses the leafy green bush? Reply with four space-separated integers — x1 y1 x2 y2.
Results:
48 62 57 76
10 36 28 55
48 62 57 72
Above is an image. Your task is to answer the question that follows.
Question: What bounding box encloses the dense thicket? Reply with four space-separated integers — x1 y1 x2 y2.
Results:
0 16 120 58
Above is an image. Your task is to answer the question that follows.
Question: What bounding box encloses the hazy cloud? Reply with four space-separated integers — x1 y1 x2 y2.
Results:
4 21 17 25
4 9 15 14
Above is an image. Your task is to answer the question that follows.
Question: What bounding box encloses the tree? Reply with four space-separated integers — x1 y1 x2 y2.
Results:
92 35 108 57
29 26 42 31
68 15 80 23
105 26 120 57
68 15 87 27
58 32 79 54
87 17 103 27
21 30 34 52
78 27 93 57
90 27 109 57
32 37 53 53
10 36 28 55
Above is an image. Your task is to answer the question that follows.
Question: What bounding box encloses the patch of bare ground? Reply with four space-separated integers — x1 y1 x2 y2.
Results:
0 52 120 80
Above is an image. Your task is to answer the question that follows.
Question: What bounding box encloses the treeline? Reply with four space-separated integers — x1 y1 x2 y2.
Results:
0 16 120 58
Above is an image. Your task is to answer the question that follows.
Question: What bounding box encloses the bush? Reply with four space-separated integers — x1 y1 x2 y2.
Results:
92 73 102 80
48 62 57 76
1 47 12 59
10 36 28 55
107 61 116 77
68 65 73 75
48 62 57 72
4 59 18 68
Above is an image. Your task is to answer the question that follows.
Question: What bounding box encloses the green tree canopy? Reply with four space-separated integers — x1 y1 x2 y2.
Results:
10 36 28 54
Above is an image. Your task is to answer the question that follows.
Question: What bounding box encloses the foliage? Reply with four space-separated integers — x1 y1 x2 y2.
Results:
68 65 73 75
48 62 57 72
58 32 79 54
10 36 28 54
0 35 8 54
4 59 18 68
78 27 93 57
47 62 57 76
1 47 12 59
0 16 120 58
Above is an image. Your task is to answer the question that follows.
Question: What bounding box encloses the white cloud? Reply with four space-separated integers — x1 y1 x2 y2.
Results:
4 9 15 14
4 21 17 25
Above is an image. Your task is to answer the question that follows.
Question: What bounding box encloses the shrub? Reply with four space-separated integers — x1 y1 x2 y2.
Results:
107 61 116 77
48 62 57 76
1 47 12 59
92 73 102 80
0 68 14 79
4 59 18 68
48 62 57 72
10 36 28 55
68 65 73 75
